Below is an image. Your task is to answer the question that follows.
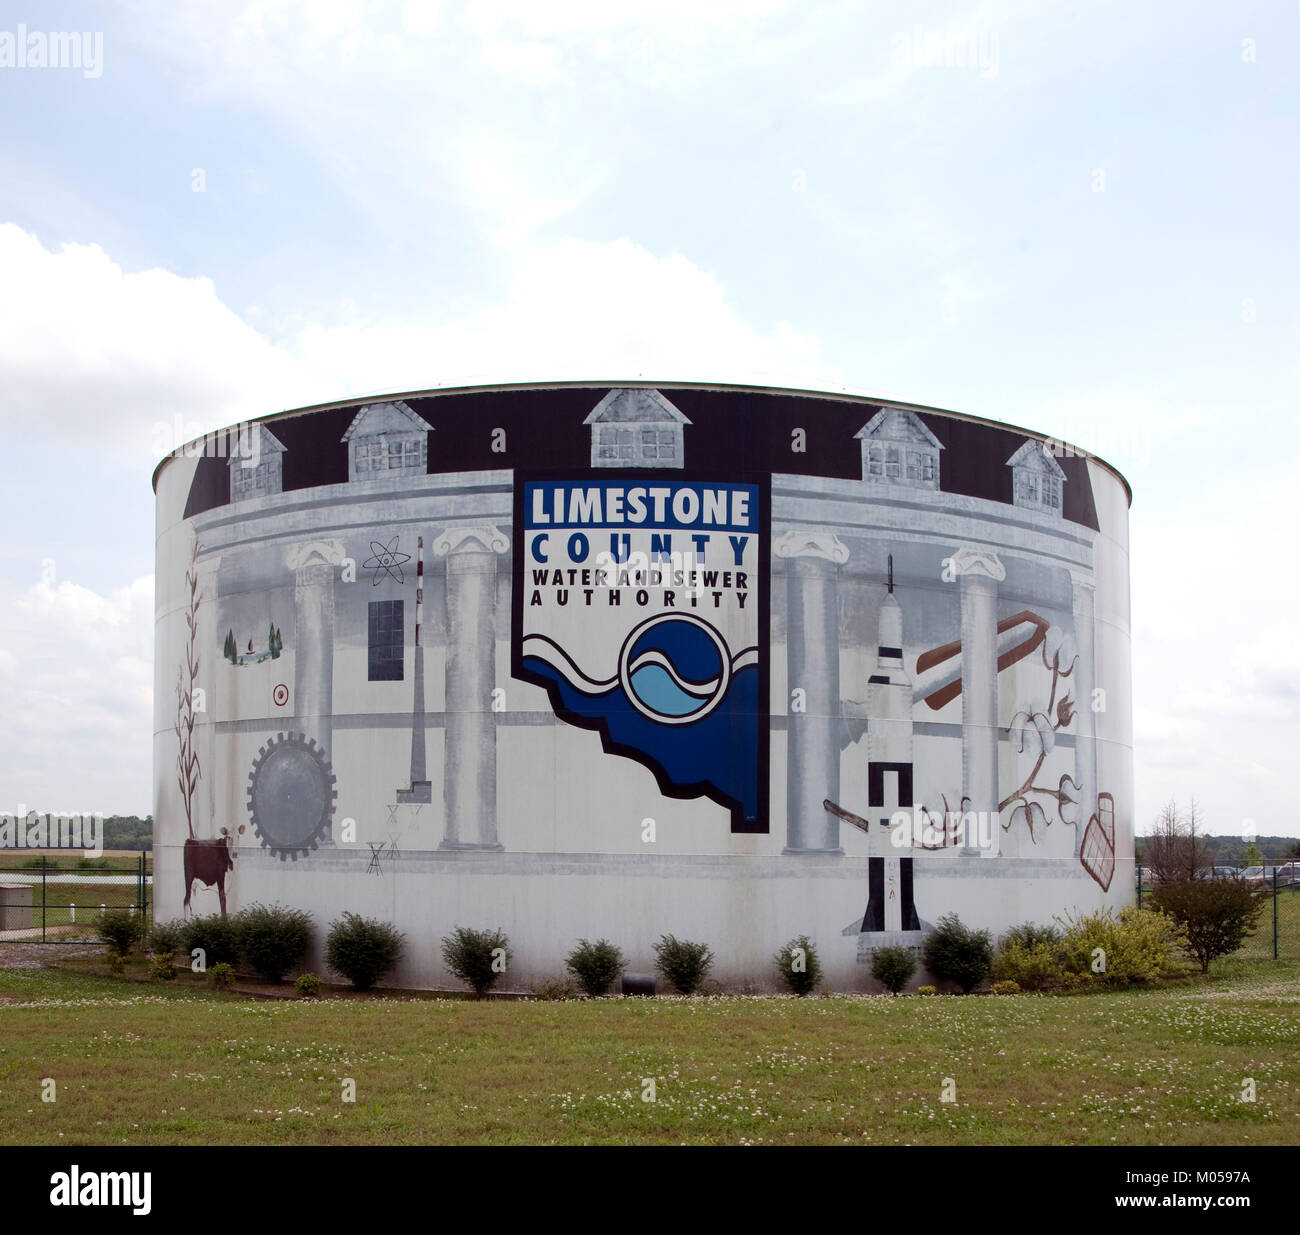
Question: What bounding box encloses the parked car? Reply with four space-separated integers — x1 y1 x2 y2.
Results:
1275 862 1300 888
1241 865 1295 887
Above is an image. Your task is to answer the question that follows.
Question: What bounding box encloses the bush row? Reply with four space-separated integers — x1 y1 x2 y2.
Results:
132 905 404 990
112 884 1255 997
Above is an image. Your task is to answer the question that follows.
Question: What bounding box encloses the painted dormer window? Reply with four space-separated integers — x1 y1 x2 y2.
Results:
855 408 943 490
1007 439 1067 516
342 400 434 483
355 436 425 474
584 388 690 469
227 426 285 501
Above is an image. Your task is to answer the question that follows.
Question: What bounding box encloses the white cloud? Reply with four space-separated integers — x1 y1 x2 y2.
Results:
0 224 323 463
0 575 155 815
0 218 835 443
288 235 837 393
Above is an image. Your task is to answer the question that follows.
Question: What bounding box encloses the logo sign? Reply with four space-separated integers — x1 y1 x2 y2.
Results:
513 475 769 831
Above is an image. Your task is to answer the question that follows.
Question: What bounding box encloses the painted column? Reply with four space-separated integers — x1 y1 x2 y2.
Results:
286 540 346 845
1070 570 1098 859
775 531 849 854
950 546 1005 858
435 526 508 850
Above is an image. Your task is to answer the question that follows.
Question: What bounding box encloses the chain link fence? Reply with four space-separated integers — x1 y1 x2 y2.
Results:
1137 864 1298 960
0 854 150 943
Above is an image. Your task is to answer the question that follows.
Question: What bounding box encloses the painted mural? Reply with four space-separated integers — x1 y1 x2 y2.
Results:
154 383 1134 989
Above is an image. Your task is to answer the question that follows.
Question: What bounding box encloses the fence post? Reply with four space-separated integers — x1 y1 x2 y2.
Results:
1274 868 1279 961
1136 864 1143 909
41 857 46 942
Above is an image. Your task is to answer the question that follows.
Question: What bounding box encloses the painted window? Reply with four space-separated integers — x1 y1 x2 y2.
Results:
231 460 277 498
1016 469 1061 509
639 430 677 460
866 446 884 476
597 426 637 460
596 424 679 464
357 435 425 474
368 599 404 681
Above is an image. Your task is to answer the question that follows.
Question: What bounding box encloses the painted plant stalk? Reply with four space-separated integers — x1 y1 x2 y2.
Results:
175 538 202 840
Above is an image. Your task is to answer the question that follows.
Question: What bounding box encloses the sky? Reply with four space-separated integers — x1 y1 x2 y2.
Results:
0 0 1296 839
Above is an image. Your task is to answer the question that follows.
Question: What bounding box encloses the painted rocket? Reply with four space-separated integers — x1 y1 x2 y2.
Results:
862 556 921 933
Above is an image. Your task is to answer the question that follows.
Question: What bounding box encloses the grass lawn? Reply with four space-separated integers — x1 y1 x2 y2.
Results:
0 956 1296 1146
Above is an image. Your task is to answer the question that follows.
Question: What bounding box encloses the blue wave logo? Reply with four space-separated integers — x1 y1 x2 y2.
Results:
620 616 731 724
519 617 761 824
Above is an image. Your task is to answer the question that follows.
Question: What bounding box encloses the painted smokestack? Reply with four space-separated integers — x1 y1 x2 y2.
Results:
397 534 431 805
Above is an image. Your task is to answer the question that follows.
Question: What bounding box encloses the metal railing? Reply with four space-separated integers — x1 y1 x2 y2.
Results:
0 853 150 943
1136 863 1295 960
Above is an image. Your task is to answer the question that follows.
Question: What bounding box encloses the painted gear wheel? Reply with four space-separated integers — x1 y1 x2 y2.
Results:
246 732 336 860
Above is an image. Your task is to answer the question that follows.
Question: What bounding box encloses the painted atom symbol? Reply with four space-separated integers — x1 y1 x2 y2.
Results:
362 536 411 585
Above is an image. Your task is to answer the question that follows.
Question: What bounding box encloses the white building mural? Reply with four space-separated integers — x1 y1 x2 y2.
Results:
153 383 1134 991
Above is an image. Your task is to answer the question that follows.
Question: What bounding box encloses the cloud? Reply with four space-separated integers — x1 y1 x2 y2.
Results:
288 234 837 393
0 224 322 463
0 575 155 815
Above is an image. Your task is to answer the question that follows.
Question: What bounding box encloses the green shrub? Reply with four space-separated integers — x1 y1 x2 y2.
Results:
871 945 918 994
147 919 183 958
149 956 177 982
773 935 823 996
564 939 625 997
992 939 1062 991
208 961 235 988
97 908 145 957
532 976 578 1001
922 914 993 993
295 972 323 998
917 985 936 996
325 912 405 991
21 855 54 869
234 902 314 983
1000 921 1063 950
1148 878 1267 973
179 914 240 968
652 934 714 995
990 979 1021 995
1056 906 1182 986
441 926 512 997
76 856 113 871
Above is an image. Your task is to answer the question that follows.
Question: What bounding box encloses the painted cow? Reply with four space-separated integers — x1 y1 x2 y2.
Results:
183 826 244 915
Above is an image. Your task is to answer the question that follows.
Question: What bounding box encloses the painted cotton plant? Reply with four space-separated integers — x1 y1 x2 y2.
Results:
1003 625 1079 842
